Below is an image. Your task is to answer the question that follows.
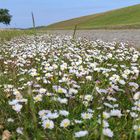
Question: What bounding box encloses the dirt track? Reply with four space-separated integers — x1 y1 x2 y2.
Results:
47 30 140 49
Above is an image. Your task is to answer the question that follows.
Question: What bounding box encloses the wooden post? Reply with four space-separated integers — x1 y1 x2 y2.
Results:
31 12 36 29
73 25 77 39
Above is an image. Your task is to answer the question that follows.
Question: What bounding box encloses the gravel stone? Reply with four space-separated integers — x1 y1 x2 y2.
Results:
47 30 140 50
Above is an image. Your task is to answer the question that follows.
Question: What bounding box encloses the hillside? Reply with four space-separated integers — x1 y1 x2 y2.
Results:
45 4 140 30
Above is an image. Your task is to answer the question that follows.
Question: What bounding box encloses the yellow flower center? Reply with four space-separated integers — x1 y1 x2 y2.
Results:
64 122 69 127
58 89 63 93
85 114 89 118
46 123 50 128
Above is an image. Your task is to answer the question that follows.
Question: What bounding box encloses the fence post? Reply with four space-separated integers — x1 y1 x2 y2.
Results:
73 25 77 39
31 12 36 29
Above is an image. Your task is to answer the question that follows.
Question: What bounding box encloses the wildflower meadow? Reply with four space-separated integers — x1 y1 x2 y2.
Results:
0 34 140 140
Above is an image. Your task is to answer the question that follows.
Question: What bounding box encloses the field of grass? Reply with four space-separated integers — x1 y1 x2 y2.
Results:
0 34 140 139
0 29 35 42
46 4 140 30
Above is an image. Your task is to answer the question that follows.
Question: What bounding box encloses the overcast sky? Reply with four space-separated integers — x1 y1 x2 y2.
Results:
0 0 140 28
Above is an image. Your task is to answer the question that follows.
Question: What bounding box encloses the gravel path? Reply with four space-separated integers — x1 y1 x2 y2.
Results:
47 30 140 50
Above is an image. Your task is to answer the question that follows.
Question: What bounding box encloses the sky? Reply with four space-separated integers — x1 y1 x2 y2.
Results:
0 0 140 28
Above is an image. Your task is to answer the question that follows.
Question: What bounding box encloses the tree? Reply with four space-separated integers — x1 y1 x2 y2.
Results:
0 9 12 25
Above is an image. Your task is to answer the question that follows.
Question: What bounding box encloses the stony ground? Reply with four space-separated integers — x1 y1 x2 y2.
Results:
46 30 140 50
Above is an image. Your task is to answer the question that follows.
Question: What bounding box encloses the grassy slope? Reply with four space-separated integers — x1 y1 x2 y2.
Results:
1 4 140 42
46 4 140 29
